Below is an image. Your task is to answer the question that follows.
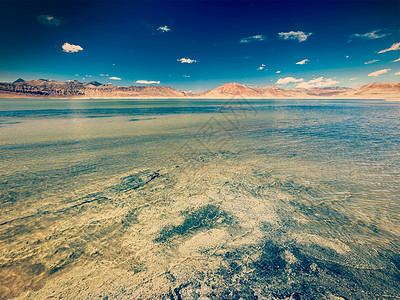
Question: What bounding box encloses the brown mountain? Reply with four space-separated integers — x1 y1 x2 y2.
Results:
1 79 399 99
197 82 351 98
0 79 188 98
340 82 400 98
198 82 262 97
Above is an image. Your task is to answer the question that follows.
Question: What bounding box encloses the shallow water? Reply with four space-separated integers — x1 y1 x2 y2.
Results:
0 98 399 299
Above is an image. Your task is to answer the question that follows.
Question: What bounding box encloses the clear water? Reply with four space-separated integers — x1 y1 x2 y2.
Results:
0 98 399 299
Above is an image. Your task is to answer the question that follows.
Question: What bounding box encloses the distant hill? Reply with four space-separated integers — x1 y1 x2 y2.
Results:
13 78 25 84
0 79 399 99
340 82 400 98
197 82 353 98
198 82 263 98
0 79 188 98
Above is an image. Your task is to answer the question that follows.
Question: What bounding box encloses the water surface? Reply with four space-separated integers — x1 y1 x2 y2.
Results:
0 98 399 299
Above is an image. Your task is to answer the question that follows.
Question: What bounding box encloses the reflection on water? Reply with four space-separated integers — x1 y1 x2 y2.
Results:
0 98 399 299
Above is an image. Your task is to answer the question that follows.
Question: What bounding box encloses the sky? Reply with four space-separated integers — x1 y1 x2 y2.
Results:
0 0 399 92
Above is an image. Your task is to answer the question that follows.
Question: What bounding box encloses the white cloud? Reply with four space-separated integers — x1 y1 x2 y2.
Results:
395 72 400 75
257 64 266 70
276 71 281 73
350 78 357 80
392 58 400 62
296 77 339 88
296 59 309 65
177 58 198 64
276 77 304 84
351 29 389 40
99 74 109 77
136 80 160 84
345 55 350 58
183 75 190 78
240 34 265 43
278 31 312 42
157 26 171 32
378 42 400 54
109 76 122 80
62 42 83 53
37 14 61 27
364 59 379 64
368 69 391 77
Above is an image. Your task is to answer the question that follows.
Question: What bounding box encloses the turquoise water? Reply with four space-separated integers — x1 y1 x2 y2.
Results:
0 98 399 299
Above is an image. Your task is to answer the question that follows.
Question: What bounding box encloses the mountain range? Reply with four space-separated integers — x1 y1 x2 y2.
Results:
0 79 399 99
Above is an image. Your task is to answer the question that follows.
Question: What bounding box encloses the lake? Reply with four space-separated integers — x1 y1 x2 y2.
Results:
0 98 399 299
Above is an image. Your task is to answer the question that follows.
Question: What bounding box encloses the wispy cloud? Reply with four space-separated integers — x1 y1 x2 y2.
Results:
183 75 190 78
157 26 171 32
350 78 357 80
378 42 400 54
37 14 61 27
395 72 400 75
345 55 350 58
109 76 122 80
276 77 304 84
296 59 309 65
392 58 400 62
368 69 391 76
62 42 83 53
364 59 379 64
257 64 266 70
240 34 265 43
177 58 198 64
136 80 160 84
351 29 389 40
296 77 339 88
276 71 281 74
99 74 109 77
278 31 312 42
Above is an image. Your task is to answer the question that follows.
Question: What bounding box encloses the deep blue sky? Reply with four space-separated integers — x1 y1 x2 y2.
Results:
0 0 399 92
